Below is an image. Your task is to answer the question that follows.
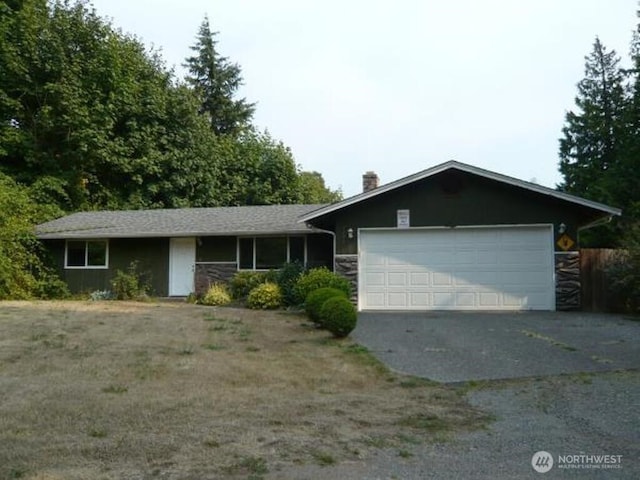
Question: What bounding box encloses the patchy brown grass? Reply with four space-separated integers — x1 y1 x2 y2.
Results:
0 301 489 479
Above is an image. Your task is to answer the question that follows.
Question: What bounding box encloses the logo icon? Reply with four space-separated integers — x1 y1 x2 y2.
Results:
532 451 554 473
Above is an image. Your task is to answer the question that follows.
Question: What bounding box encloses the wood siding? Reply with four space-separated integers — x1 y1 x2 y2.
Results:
310 171 604 254
45 238 170 296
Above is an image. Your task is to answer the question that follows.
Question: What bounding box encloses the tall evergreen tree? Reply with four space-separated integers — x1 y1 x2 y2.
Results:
558 38 627 246
184 16 255 136
618 20 640 224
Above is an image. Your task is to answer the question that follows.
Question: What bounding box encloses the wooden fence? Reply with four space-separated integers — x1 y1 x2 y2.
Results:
579 248 621 312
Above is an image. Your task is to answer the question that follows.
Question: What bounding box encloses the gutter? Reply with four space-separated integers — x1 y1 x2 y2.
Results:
305 223 337 272
578 215 615 232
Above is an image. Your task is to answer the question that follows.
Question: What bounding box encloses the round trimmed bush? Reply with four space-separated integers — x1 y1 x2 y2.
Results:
294 267 350 305
247 282 282 309
305 287 348 324
201 283 232 306
319 296 357 338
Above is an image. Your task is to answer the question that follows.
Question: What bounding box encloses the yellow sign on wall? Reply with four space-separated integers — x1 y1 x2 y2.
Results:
556 234 575 251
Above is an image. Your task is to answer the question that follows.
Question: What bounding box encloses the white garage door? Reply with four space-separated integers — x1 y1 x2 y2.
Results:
359 226 555 311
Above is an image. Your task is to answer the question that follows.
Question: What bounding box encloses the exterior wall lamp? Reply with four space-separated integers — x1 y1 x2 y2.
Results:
347 228 354 239
558 223 567 234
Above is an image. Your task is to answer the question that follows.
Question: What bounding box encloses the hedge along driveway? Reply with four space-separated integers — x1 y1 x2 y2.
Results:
352 311 640 383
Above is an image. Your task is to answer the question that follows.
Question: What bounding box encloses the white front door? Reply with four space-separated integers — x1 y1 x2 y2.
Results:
169 238 196 296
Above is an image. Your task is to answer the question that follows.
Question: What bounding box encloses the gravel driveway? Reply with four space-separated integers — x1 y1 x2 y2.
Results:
269 312 640 479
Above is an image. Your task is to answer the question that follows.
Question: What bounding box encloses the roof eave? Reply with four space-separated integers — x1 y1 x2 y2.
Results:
298 160 622 222
36 227 327 240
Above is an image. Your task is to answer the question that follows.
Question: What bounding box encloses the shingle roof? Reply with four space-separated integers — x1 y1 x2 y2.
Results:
36 204 328 240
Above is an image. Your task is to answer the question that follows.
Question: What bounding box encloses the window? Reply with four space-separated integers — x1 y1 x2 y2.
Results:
65 240 108 268
238 236 306 270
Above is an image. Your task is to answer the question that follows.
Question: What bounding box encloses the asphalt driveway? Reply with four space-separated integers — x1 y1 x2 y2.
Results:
271 312 640 479
352 311 640 383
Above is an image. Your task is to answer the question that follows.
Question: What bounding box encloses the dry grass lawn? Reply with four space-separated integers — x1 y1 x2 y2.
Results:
0 301 490 479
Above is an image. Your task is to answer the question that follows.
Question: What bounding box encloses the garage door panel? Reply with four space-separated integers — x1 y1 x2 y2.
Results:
410 292 429 307
479 292 500 307
410 272 429 286
365 291 386 307
454 271 500 286
433 291 455 307
388 272 407 286
365 272 386 286
388 292 407 307
360 226 554 311
455 292 476 307
433 272 453 286
501 270 548 284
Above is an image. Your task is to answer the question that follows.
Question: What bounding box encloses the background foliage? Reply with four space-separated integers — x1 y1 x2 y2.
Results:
0 0 341 214
559 35 640 247
0 0 341 298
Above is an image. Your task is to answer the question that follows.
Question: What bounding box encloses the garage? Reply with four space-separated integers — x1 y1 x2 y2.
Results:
359 226 555 311
298 161 622 312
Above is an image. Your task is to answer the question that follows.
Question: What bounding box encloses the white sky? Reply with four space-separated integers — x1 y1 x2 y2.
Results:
89 0 637 198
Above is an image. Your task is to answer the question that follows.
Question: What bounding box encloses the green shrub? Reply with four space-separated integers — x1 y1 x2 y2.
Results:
34 273 70 299
247 282 282 309
201 283 232 306
294 267 350 305
110 261 147 300
89 290 113 301
305 287 348 324
319 296 357 337
230 271 268 300
278 261 305 306
607 231 640 313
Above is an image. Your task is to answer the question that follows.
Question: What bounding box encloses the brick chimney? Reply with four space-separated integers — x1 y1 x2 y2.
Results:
362 171 379 193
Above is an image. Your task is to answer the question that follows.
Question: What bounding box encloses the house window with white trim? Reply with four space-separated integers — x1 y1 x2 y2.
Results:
65 240 109 268
238 236 305 270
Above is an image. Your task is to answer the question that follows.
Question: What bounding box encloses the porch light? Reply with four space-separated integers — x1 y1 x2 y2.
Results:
558 223 567 234
347 228 354 239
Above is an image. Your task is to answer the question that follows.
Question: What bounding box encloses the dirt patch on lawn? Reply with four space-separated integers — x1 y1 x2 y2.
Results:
0 301 490 479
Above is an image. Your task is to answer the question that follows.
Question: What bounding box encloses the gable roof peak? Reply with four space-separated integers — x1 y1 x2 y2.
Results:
298 160 621 223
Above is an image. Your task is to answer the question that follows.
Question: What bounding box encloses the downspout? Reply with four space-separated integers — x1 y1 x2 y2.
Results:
577 215 614 246
306 223 336 272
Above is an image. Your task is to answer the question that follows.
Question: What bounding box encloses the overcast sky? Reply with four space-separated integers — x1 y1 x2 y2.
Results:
90 0 637 198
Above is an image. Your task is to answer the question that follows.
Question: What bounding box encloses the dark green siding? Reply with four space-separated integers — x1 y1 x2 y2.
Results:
312 171 604 254
45 238 170 296
197 236 236 262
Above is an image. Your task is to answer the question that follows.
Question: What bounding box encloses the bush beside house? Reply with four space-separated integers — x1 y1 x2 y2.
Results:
305 287 348 324
247 282 282 309
201 283 232 306
195 266 359 337
294 267 351 305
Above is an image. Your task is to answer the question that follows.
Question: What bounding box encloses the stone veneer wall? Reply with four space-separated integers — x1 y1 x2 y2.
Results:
195 263 237 296
555 252 580 310
334 254 358 304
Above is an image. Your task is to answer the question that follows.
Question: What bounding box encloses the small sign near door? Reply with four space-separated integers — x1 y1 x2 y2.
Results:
397 209 410 228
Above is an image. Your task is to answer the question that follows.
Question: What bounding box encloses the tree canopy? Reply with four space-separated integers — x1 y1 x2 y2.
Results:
558 35 640 247
0 0 340 215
